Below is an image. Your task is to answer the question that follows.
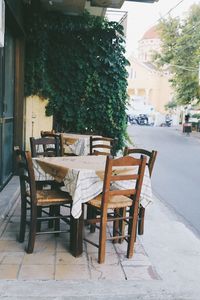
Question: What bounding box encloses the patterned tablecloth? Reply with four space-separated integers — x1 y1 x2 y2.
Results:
33 156 152 219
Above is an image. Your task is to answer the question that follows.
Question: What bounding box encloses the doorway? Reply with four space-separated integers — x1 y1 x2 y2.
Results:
0 28 15 190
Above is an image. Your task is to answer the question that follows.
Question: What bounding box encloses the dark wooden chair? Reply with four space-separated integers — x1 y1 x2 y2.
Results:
40 131 63 156
84 155 146 264
15 150 72 253
30 136 62 188
90 136 116 156
30 136 64 227
124 147 157 235
30 136 60 158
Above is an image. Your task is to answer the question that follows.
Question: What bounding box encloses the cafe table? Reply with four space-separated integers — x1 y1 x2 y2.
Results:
32 155 152 256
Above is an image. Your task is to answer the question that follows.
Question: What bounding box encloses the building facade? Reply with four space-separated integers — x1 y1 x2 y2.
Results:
128 25 173 114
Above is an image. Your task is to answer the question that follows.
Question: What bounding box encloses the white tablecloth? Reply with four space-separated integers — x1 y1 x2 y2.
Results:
33 156 152 219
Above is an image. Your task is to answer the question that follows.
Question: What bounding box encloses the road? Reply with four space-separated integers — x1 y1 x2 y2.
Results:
128 125 200 236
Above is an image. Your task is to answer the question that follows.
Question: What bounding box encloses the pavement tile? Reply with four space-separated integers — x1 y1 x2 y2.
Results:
0 240 24 252
18 265 54 280
56 251 88 265
123 265 161 280
4 221 20 232
114 240 142 254
55 264 90 280
0 230 18 240
0 264 20 279
88 252 120 265
55 234 71 252
32 236 56 253
0 252 24 264
119 253 152 266
22 252 55 265
90 264 125 280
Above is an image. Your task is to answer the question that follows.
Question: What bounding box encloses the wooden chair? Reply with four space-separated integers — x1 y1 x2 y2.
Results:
30 136 60 158
40 131 63 156
124 147 157 235
84 155 146 264
90 136 115 156
16 150 72 253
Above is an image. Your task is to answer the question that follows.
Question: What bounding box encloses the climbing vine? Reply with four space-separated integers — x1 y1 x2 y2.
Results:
24 4 129 151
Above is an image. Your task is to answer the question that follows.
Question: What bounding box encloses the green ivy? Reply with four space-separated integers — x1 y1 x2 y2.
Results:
24 5 129 152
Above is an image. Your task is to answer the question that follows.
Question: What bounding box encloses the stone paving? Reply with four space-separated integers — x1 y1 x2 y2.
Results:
0 200 160 281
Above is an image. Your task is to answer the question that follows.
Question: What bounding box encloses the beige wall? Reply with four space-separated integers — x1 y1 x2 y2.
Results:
128 57 173 113
25 96 53 150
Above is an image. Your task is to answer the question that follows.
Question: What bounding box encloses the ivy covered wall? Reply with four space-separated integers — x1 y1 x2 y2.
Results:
24 5 129 151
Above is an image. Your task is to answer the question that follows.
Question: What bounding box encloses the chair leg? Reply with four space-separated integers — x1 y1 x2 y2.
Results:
113 208 119 243
18 198 27 243
138 206 145 235
54 205 60 235
48 206 55 228
127 203 138 259
26 205 37 254
87 205 97 233
36 207 42 232
98 214 107 264
118 207 126 244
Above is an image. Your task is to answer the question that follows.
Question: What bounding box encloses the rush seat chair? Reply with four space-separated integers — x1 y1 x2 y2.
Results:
84 155 146 264
89 136 116 156
16 150 72 253
124 147 157 235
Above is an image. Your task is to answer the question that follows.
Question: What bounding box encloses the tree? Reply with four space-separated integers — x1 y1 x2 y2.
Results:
154 4 200 105
24 6 129 152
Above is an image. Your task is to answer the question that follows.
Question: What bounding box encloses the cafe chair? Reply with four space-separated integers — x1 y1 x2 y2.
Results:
40 131 63 156
30 136 64 227
90 136 115 156
30 136 61 158
124 147 157 235
84 155 146 264
30 136 62 188
16 150 72 253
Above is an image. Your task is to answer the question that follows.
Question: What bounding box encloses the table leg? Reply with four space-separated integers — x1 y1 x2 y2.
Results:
70 207 84 257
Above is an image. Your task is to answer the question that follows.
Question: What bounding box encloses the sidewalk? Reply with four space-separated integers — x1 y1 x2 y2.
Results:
0 178 200 299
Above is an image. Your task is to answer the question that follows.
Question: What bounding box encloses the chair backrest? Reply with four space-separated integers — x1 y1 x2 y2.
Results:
30 136 60 157
41 131 63 156
40 130 55 137
16 150 37 204
90 136 115 156
124 147 157 177
101 155 147 208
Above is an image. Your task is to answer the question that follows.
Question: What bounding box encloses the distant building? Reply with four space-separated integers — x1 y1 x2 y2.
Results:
138 25 161 63
128 25 173 114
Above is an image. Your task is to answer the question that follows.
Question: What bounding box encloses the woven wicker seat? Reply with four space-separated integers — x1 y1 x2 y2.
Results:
88 194 133 209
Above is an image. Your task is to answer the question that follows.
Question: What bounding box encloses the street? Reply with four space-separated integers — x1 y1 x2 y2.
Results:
128 125 200 236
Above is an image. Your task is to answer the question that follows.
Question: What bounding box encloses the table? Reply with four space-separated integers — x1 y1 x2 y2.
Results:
33 155 152 256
